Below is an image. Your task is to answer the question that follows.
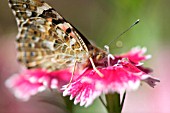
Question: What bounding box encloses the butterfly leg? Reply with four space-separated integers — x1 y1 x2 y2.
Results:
107 54 115 66
67 61 77 87
104 45 115 66
89 57 104 77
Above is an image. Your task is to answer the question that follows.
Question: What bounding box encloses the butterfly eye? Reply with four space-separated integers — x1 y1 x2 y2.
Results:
96 54 102 60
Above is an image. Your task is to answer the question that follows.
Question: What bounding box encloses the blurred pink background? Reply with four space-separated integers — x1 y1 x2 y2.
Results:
0 0 169 113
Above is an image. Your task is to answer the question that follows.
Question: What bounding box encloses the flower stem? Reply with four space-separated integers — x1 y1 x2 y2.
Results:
99 96 107 109
120 92 126 112
63 96 73 113
105 93 121 113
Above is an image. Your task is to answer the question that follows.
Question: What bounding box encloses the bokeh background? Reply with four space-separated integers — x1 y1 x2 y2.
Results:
0 0 169 113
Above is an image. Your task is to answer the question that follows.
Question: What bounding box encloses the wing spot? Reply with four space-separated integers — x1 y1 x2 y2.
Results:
26 10 32 17
64 35 69 41
30 52 35 57
53 43 58 48
28 43 35 48
23 4 27 8
32 36 36 40
34 31 37 35
52 19 64 25
71 44 75 49
55 40 58 43
24 35 28 39
66 28 71 34
31 12 37 17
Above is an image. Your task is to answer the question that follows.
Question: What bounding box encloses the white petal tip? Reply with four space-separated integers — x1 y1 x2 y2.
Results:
128 80 140 90
142 47 147 53
146 55 152 59
38 86 46 92
63 91 68 96
80 101 86 106
74 100 79 105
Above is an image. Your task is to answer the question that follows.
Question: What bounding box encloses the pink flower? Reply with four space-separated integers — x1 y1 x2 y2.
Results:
119 47 152 65
5 47 159 107
62 59 159 107
5 69 72 101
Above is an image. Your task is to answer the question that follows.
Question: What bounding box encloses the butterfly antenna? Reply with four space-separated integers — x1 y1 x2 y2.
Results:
107 19 140 46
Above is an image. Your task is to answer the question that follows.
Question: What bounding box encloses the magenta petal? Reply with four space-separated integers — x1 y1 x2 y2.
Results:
121 47 151 64
63 77 101 107
141 75 160 88
63 60 159 107
5 69 72 100
5 72 45 101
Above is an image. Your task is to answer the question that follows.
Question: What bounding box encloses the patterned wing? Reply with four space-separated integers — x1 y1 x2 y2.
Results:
9 0 92 71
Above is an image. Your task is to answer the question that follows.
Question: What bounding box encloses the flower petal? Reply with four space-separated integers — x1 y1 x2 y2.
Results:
63 60 159 107
5 46 159 107
141 75 160 88
120 47 151 64
5 69 72 100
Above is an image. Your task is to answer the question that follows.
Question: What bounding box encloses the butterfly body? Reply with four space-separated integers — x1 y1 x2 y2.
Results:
9 0 107 71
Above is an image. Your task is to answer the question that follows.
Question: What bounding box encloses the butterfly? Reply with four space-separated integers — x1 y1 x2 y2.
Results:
8 0 108 75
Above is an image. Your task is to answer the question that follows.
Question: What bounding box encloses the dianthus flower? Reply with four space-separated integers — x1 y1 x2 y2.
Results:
5 47 159 107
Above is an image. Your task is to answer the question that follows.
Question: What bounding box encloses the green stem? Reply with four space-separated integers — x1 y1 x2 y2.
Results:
120 92 126 112
99 96 107 109
105 93 121 113
63 96 73 113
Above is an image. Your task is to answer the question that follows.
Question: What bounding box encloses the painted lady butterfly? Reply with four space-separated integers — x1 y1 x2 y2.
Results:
9 0 107 74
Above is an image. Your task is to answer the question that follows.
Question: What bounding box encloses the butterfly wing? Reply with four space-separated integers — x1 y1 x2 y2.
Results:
9 0 91 70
